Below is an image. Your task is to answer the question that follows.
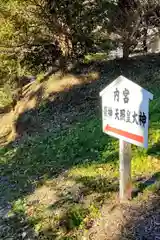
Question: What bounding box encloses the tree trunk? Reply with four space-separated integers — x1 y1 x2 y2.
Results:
123 42 130 59
143 26 148 53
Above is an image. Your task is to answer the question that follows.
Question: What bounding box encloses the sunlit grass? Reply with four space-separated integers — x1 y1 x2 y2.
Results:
1 101 160 238
84 52 108 63
0 58 160 239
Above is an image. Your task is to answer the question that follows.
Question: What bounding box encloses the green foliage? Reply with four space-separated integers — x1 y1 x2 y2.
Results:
65 205 89 230
0 0 117 83
12 198 26 215
0 84 13 108
0 0 159 104
0 54 17 86
84 53 108 64
36 72 45 83
107 0 160 58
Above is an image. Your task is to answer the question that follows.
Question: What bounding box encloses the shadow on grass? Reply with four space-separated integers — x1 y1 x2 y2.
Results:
73 175 118 194
5 53 157 147
0 104 13 114
147 142 160 159
132 172 160 198
0 121 118 239
0 53 160 239
8 52 160 142
0 115 118 204
38 204 93 240
49 175 118 210
0 209 37 240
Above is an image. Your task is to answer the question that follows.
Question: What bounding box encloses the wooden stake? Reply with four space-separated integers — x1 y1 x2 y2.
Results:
119 140 132 201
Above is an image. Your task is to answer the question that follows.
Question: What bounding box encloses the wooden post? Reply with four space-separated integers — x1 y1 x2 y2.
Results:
119 140 132 201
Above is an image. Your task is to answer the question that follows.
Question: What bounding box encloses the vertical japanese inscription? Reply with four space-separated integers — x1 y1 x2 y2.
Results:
103 87 147 128
123 88 130 103
114 88 120 102
114 88 130 103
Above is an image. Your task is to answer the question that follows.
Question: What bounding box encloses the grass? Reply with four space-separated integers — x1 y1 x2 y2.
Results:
0 84 13 108
0 54 160 239
84 53 108 64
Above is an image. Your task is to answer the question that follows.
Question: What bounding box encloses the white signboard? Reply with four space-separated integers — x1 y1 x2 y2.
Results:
100 76 153 148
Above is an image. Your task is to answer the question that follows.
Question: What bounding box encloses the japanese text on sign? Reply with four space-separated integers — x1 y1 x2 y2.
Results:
104 106 147 127
114 88 130 103
100 75 153 148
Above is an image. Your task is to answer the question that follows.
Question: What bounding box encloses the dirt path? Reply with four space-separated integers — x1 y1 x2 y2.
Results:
86 195 160 240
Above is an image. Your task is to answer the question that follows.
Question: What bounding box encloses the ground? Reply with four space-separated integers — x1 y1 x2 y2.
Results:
0 53 160 239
